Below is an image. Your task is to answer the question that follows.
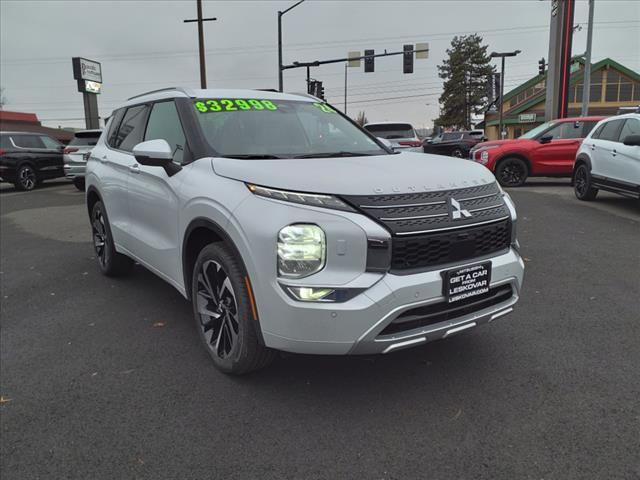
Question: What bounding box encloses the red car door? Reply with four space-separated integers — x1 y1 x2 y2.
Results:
530 122 583 175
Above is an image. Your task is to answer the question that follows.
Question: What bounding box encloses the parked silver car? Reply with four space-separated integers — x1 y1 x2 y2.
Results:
86 88 524 374
64 129 101 190
363 122 423 152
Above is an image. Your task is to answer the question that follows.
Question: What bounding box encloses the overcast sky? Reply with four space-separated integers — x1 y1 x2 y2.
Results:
1 0 638 129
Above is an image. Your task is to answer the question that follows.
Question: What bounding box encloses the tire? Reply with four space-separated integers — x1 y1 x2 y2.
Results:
90 201 134 276
573 164 598 201
14 164 37 191
451 148 464 158
495 157 528 187
73 177 85 191
191 243 276 375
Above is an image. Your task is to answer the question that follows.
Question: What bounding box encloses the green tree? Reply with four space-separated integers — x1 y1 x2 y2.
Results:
436 34 494 130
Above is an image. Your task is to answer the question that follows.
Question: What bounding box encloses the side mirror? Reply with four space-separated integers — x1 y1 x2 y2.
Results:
132 139 181 176
623 134 640 146
539 135 553 144
377 137 393 149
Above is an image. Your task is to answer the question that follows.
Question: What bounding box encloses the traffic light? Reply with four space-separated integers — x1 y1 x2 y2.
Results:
364 49 375 73
403 44 413 74
538 58 546 76
308 80 325 100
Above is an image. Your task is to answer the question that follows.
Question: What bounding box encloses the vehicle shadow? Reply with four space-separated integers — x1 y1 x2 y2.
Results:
0 179 72 194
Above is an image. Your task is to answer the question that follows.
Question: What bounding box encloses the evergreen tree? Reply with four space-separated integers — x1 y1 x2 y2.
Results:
436 34 494 130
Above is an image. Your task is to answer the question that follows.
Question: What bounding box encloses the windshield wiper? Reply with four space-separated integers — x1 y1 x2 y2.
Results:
222 154 284 159
296 151 377 159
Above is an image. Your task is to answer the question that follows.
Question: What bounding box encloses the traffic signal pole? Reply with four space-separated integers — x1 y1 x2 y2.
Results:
278 0 305 92
183 0 217 89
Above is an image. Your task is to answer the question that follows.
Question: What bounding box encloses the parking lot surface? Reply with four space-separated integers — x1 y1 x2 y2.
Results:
1 179 639 479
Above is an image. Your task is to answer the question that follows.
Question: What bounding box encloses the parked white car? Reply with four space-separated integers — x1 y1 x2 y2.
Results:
363 122 422 152
573 113 640 200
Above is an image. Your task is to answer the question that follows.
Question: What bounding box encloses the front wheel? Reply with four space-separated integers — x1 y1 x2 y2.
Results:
451 148 464 158
495 157 528 187
192 243 276 374
573 164 598 201
14 164 37 191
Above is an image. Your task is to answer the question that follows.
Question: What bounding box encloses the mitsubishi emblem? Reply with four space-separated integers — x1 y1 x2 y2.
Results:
449 198 472 220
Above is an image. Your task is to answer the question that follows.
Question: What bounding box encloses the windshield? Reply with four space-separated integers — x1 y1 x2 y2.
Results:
194 98 388 158
519 121 555 139
364 123 414 139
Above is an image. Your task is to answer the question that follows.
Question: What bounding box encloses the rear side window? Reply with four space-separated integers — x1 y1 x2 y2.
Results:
364 123 414 139
39 135 62 149
107 109 125 147
12 135 45 149
144 101 186 164
618 118 640 142
0 135 11 149
581 121 598 137
598 119 625 142
113 105 149 151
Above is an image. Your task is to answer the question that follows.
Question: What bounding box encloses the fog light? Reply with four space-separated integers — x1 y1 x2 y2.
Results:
287 286 336 302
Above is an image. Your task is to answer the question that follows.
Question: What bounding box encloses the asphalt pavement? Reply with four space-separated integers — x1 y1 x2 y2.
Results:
1 178 639 479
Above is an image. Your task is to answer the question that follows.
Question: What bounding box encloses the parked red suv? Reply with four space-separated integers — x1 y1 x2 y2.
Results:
469 116 605 186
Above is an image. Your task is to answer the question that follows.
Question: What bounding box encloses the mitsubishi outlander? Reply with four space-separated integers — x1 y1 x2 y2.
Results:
85 88 524 374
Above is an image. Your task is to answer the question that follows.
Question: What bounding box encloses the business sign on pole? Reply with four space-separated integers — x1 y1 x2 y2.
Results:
347 51 361 68
72 57 102 94
519 113 537 123
415 42 429 59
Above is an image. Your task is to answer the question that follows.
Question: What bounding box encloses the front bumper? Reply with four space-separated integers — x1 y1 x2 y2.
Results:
64 162 86 179
261 248 524 355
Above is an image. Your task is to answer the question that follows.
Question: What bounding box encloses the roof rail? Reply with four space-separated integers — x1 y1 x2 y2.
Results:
290 92 321 101
127 87 195 101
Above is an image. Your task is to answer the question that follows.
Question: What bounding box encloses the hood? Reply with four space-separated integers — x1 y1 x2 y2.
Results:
474 139 529 149
211 152 496 196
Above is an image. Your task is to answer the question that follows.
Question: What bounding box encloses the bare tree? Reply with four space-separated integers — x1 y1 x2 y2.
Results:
0 87 6 110
355 111 368 126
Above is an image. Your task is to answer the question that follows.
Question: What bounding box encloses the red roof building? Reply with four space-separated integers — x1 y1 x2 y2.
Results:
0 110 75 143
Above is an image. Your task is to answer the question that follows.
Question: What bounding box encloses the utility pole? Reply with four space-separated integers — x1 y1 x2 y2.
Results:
278 0 305 92
184 0 217 89
491 50 521 139
581 0 595 116
344 63 348 114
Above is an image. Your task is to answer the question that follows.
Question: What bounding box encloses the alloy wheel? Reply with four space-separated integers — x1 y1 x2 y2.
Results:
91 207 109 267
500 160 525 186
19 166 36 190
196 260 239 359
575 166 588 197
452 148 464 158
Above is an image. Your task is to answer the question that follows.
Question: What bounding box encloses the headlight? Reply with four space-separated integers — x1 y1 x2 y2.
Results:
248 184 355 212
277 224 326 278
480 150 490 164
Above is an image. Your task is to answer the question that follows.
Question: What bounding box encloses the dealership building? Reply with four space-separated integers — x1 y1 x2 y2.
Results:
481 58 640 140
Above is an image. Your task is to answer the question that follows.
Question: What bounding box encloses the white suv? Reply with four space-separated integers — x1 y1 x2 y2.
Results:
573 113 640 200
86 87 524 374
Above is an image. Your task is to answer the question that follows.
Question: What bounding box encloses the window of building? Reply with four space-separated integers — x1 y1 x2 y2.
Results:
144 101 187 164
589 71 603 103
604 70 637 102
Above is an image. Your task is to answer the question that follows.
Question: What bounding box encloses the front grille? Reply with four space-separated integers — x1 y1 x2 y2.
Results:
341 183 509 235
342 183 512 272
391 218 511 271
379 284 513 336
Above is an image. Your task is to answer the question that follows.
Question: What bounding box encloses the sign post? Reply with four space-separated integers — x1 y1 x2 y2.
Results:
72 57 102 129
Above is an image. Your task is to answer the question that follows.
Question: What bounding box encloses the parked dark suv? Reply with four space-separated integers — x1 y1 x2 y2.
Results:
0 132 65 190
423 131 486 158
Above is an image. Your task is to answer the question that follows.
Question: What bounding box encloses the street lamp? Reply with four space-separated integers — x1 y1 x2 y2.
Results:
278 0 305 92
490 50 521 139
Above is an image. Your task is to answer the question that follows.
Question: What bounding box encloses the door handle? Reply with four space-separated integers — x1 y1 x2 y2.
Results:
100 155 108 163
590 144 595 150
129 163 141 173
612 149 617 157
